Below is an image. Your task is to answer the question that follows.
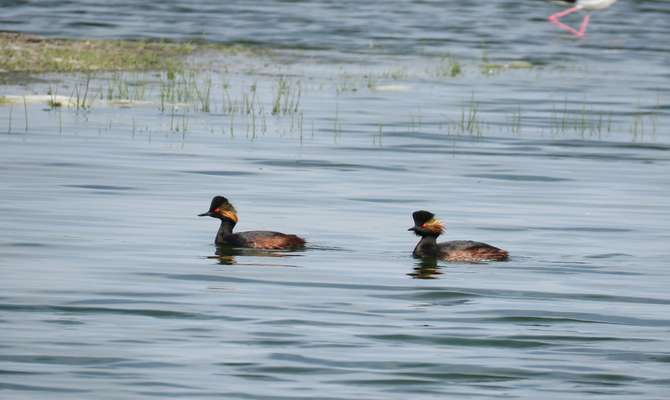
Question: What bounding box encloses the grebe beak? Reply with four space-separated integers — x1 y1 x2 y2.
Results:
198 211 214 217
408 226 417 232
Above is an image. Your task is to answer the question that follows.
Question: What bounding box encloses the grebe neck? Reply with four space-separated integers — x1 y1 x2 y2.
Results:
216 219 236 244
413 236 439 257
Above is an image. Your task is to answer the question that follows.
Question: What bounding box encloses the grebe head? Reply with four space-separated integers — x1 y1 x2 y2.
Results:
198 196 239 224
408 210 444 237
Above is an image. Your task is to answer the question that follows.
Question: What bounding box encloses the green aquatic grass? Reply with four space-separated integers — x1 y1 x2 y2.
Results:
105 73 149 102
380 67 408 81
481 60 536 75
461 95 482 136
480 48 536 75
193 74 213 113
272 77 301 116
1 38 660 144
71 75 94 111
436 55 463 78
0 32 257 74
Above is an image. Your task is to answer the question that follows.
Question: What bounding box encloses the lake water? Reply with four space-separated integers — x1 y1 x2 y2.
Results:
1 1 670 399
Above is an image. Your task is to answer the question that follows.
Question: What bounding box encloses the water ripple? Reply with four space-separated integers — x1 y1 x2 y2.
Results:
0 303 247 321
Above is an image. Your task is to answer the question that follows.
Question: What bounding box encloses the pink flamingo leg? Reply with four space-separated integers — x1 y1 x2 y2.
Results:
576 14 591 37
548 6 585 38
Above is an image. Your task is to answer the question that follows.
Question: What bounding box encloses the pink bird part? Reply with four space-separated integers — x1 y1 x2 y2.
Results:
548 0 617 38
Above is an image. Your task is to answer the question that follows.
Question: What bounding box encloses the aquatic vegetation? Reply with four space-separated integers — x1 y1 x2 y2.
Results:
333 103 342 140
380 67 409 81
372 123 384 146
2 98 29 133
336 78 360 94
409 112 422 132
481 60 536 75
5 103 11 133
272 77 301 116
221 81 257 115
0 39 664 145
0 32 260 74
460 95 482 136
449 61 462 77
159 69 196 111
546 99 615 139
105 73 148 102
47 88 64 109
478 47 537 74
630 112 659 142
71 74 94 111
366 75 379 90
436 55 463 78
193 74 213 113
509 105 522 136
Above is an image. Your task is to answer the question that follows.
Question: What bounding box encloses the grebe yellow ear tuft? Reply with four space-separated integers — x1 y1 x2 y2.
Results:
219 209 238 223
421 218 444 234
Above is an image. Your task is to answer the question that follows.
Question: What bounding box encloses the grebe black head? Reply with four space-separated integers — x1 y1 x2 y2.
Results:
199 196 305 250
408 210 445 237
198 196 238 224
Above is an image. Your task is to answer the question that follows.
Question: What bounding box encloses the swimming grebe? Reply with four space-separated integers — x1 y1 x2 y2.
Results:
199 196 306 250
408 210 508 262
549 0 618 38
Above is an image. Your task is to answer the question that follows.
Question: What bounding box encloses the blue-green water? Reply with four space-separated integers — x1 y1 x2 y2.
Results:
1 1 670 399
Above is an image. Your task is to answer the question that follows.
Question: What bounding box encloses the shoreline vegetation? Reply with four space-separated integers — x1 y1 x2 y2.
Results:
0 32 660 142
0 31 540 78
0 32 258 75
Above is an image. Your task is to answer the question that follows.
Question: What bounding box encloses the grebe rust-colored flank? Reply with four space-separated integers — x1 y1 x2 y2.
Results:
198 196 306 250
408 210 508 262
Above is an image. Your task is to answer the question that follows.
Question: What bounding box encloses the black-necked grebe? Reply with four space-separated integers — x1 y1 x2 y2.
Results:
199 196 306 250
408 210 508 262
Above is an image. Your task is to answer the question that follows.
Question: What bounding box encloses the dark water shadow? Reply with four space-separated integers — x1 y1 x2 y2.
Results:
181 170 257 176
408 257 443 280
207 245 303 267
249 158 406 172
63 184 136 191
406 253 514 279
463 173 571 182
303 244 350 252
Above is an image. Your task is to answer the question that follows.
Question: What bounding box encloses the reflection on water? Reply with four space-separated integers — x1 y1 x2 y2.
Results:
209 245 302 266
408 257 443 280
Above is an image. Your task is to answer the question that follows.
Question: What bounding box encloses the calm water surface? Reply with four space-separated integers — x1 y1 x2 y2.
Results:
1 1 670 399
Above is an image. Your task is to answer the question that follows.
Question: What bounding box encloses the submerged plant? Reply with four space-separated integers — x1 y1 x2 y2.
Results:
436 55 462 78
460 94 481 135
70 74 94 111
193 74 212 112
272 77 301 116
